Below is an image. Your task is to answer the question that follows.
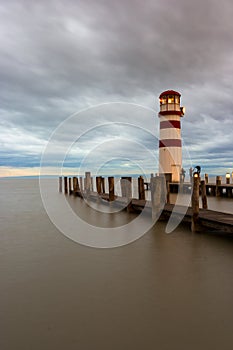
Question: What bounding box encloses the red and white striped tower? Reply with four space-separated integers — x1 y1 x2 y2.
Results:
158 90 185 182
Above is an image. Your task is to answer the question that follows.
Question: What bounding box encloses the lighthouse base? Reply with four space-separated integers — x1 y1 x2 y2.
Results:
160 166 181 184
171 164 181 183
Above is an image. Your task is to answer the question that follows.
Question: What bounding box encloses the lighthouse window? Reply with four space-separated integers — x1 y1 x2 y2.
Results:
168 95 174 103
160 97 167 104
175 96 180 104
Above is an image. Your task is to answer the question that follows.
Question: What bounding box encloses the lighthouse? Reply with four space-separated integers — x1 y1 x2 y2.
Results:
158 90 185 182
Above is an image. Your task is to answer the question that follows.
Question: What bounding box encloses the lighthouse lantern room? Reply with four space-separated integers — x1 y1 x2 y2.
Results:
158 90 185 183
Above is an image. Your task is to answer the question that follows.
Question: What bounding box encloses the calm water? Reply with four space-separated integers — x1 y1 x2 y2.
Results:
1 179 233 350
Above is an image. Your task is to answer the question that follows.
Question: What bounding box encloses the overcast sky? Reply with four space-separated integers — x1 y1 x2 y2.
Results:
1 0 233 177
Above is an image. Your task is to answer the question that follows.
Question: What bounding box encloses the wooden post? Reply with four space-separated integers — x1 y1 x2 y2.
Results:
108 177 115 201
64 177 68 194
73 177 77 192
125 177 132 198
205 173 208 184
125 177 132 212
166 180 170 204
121 177 132 198
96 177 102 194
79 177 83 193
101 177 105 194
77 178 80 191
85 172 91 193
226 187 232 198
225 174 232 198
211 185 216 196
201 180 208 209
73 177 78 193
68 177 72 194
120 177 126 197
138 176 145 200
191 175 200 232
59 177 62 192
91 177 94 191
216 176 222 197
179 179 183 193
151 176 166 222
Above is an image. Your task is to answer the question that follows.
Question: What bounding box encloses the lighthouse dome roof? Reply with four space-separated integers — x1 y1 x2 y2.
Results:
159 90 181 98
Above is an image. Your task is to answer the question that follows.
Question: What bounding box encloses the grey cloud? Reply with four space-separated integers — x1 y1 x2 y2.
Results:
0 0 232 175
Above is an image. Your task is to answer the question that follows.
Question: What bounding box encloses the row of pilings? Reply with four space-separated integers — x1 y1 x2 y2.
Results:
169 175 233 198
205 175 233 197
59 174 147 202
58 173 221 232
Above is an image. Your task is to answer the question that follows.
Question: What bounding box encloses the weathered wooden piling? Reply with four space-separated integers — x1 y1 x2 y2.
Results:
121 177 133 212
121 177 132 198
205 173 209 184
108 177 115 201
226 173 230 185
85 172 91 193
101 177 105 194
120 177 126 197
125 177 132 199
96 176 102 194
73 177 77 192
68 177 72 194
216 176 222 197
191 175 200 232
73 177 79 193
79 177 83 193
179 179 184 193
226 187 232 198
201 180 208 209
59 176 62 192
151 176 166 222
64 176 68 194
166 181 170 204
211 184 216 196
138 176 145 200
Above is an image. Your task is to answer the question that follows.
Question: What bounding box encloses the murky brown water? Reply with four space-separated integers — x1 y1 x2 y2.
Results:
1 179 233 350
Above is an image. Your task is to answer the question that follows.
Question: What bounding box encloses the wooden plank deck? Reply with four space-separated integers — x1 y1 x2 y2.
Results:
162 204 233 233
71 190 233 234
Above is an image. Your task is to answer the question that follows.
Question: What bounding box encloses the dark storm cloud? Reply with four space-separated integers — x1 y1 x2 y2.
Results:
0 0 233 175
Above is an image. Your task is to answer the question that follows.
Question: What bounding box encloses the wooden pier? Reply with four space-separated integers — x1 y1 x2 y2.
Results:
162 204 233 234
205 183 233 197
145 181 233 198
59 174 233 235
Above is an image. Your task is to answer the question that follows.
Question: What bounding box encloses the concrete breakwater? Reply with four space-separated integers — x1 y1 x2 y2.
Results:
59 174 233 234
